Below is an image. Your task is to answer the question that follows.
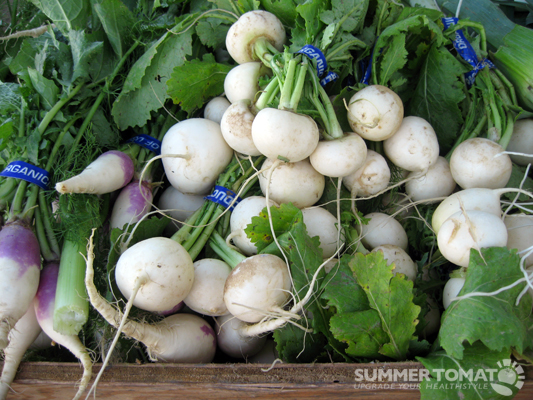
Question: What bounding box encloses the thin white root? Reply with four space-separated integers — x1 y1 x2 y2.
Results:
0 24 55 41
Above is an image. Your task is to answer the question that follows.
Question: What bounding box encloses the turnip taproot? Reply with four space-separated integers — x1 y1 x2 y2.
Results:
55 150 134 195
0 305 42 400
34 263 92 400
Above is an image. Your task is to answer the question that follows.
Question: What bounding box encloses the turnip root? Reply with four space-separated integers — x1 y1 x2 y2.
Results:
449 137 512 189
258 158 325 209
0 222 41 350
506 118 533 166
225 10 285 65
114 237 194 313
405 156 456 202
437 210 508 268
357 212 409 251
0 305 42 400
252 108 319 163
215 314 266 359
55 150 134 195
156 186 206 235
34 263 92 400
301 207 344 259
346 85 404 141
220 100 261 156
110 180 153 230
309 133 367 178
204 96 231 124
248 339 278 364
84 234 216 395
161 118 233 195
443 277 465 309
342 150 391 197
183 258 232 317
383 116 440 172
431 187 533 234
224 62 269 104
229 196 278 256
504 214 533 268
371 244 417 281
223 254 292 323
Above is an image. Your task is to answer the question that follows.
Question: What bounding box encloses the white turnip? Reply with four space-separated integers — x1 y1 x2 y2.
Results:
504 214 533 268
114 237 194 313
215 314 266 359
204 96 231 124
301 206 344 259
342 150 391 197
220 100 261 156
309 133 367 178
437 210 508 268
506 118 533 166
156 185 206 235
258 158 325 209
405 156 456 202
183 258 232 317
229 195 278 256
224 62 268 104
383 116 440 172
225 10 285 65
357 212 409 251
371 244 417 281
223 254 292 323
449 137 512 189
346 85 404 141
443 277 465 309
252 108 319 163
161 118 233 195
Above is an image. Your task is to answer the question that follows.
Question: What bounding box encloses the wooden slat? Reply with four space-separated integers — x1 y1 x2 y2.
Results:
2 362 533 399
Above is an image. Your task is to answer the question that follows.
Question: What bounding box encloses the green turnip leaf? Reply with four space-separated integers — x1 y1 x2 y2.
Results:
28 0 91 34
166 53 231 117
438 247 533 360
349 251 421 360
408 43 468 154
92 0 136 58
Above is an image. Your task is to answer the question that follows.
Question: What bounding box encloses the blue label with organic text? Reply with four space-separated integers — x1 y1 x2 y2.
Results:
297 45 328 77
204 185 242 211
442 17 495 87
0 161 50 189
128 134 161 155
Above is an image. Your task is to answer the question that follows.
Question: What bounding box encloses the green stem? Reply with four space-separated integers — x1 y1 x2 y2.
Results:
289 59 308 111
326 39 367 61
34 207 56 262
10 180 27 218
53 238 89 335
254 76 280 112
37 83 85 135
209 231 246 268
279 57 299 110
38 190 61 257
498 109 515 150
